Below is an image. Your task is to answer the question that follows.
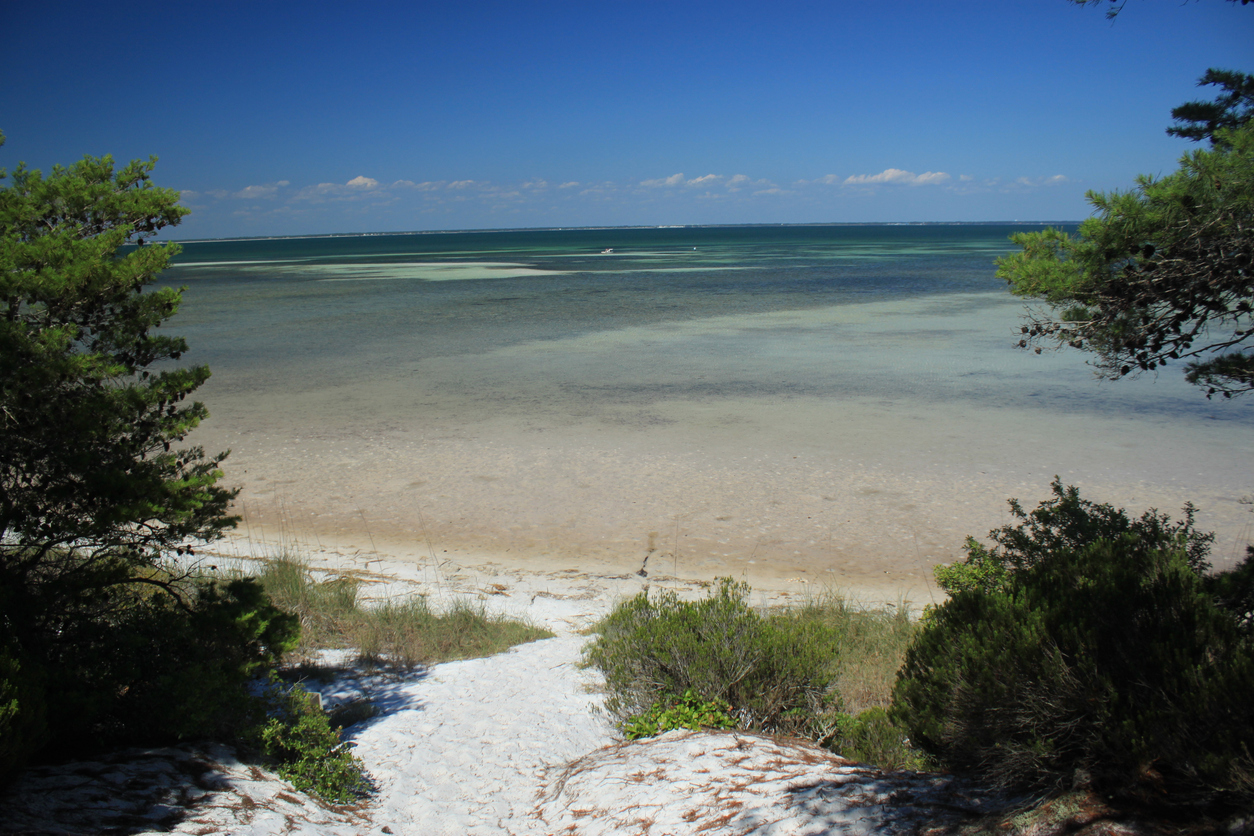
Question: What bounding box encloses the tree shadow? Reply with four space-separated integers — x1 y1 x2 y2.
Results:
283 657 433 739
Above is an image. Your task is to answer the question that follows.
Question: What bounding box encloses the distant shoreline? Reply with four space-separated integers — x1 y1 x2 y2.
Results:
162 219 1082 246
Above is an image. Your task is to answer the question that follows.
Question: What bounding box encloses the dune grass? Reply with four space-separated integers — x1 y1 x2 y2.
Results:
352 596 552 669
775 588 917 715
251 554 552 668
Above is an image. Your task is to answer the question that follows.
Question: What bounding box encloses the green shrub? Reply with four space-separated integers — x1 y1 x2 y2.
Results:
895 522 1254 803
1208 545 1254 635
252 683 371 804
825 707 930 772
782 591 918 715
584 578 843 738
0 650 47 786
621 689 737 739
85 576 297 747
2 557 300 762
931 477 1215 599
932 537 1011 599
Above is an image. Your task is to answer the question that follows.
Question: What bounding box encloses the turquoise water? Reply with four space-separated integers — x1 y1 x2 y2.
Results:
160 225 1253 592
167 224 1038 394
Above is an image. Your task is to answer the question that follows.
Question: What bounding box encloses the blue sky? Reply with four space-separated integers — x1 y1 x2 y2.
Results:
2 0 1251 239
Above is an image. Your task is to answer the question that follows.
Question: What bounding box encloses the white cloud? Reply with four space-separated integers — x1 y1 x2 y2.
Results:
393 179 445 191
233 184 279 199
640 173 685 187
520 179 548 190
447 180 478 189
290 178 393 203
686 174 722 187
720 174 779 192
558 181 580 189
1000 174 1073 191
843 168 951 186
578 181 618 196
844 169 913 185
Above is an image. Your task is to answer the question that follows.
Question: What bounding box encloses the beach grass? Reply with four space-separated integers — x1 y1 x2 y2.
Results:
251 553 552 667
773 588 917 715
352 596 552 669
253 555 361 651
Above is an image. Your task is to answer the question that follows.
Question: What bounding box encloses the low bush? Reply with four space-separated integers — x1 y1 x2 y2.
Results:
893 483 1254 806
621 690 737 740
585 578 847 739
824 707 928 771
0 553 300 768
930 477 1215 598
0 650 46 786
109 576 301 743
782 591 917 716
251 682 371 804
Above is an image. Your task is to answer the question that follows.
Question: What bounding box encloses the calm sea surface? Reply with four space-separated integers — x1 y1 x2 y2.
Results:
159 225 1254 594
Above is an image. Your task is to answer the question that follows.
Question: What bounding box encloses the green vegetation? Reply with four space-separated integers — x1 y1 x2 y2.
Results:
0 136 548 804
252 555 361 651
894 482 1254 808
252 683 372 804
585 578 842 738
252 554 553 668
353 595 551 668
0 133 261 781
929 477 1216 598
583 578 926 768
1165 68 1254 144
620 690 736 740
824 707 922 771
587 480 1254 817
0 550 302 784
995 71 1254 397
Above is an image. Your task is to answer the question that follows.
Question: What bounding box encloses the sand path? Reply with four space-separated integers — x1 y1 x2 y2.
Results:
0 554 1013 835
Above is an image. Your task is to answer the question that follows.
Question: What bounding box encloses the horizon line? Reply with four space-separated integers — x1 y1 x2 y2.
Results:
163 219 1082 246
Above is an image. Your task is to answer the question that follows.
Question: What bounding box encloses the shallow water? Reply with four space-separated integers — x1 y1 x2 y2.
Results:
162 225 1254 598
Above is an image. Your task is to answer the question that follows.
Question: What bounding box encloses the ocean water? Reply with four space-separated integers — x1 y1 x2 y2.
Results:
161 225 1254 596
